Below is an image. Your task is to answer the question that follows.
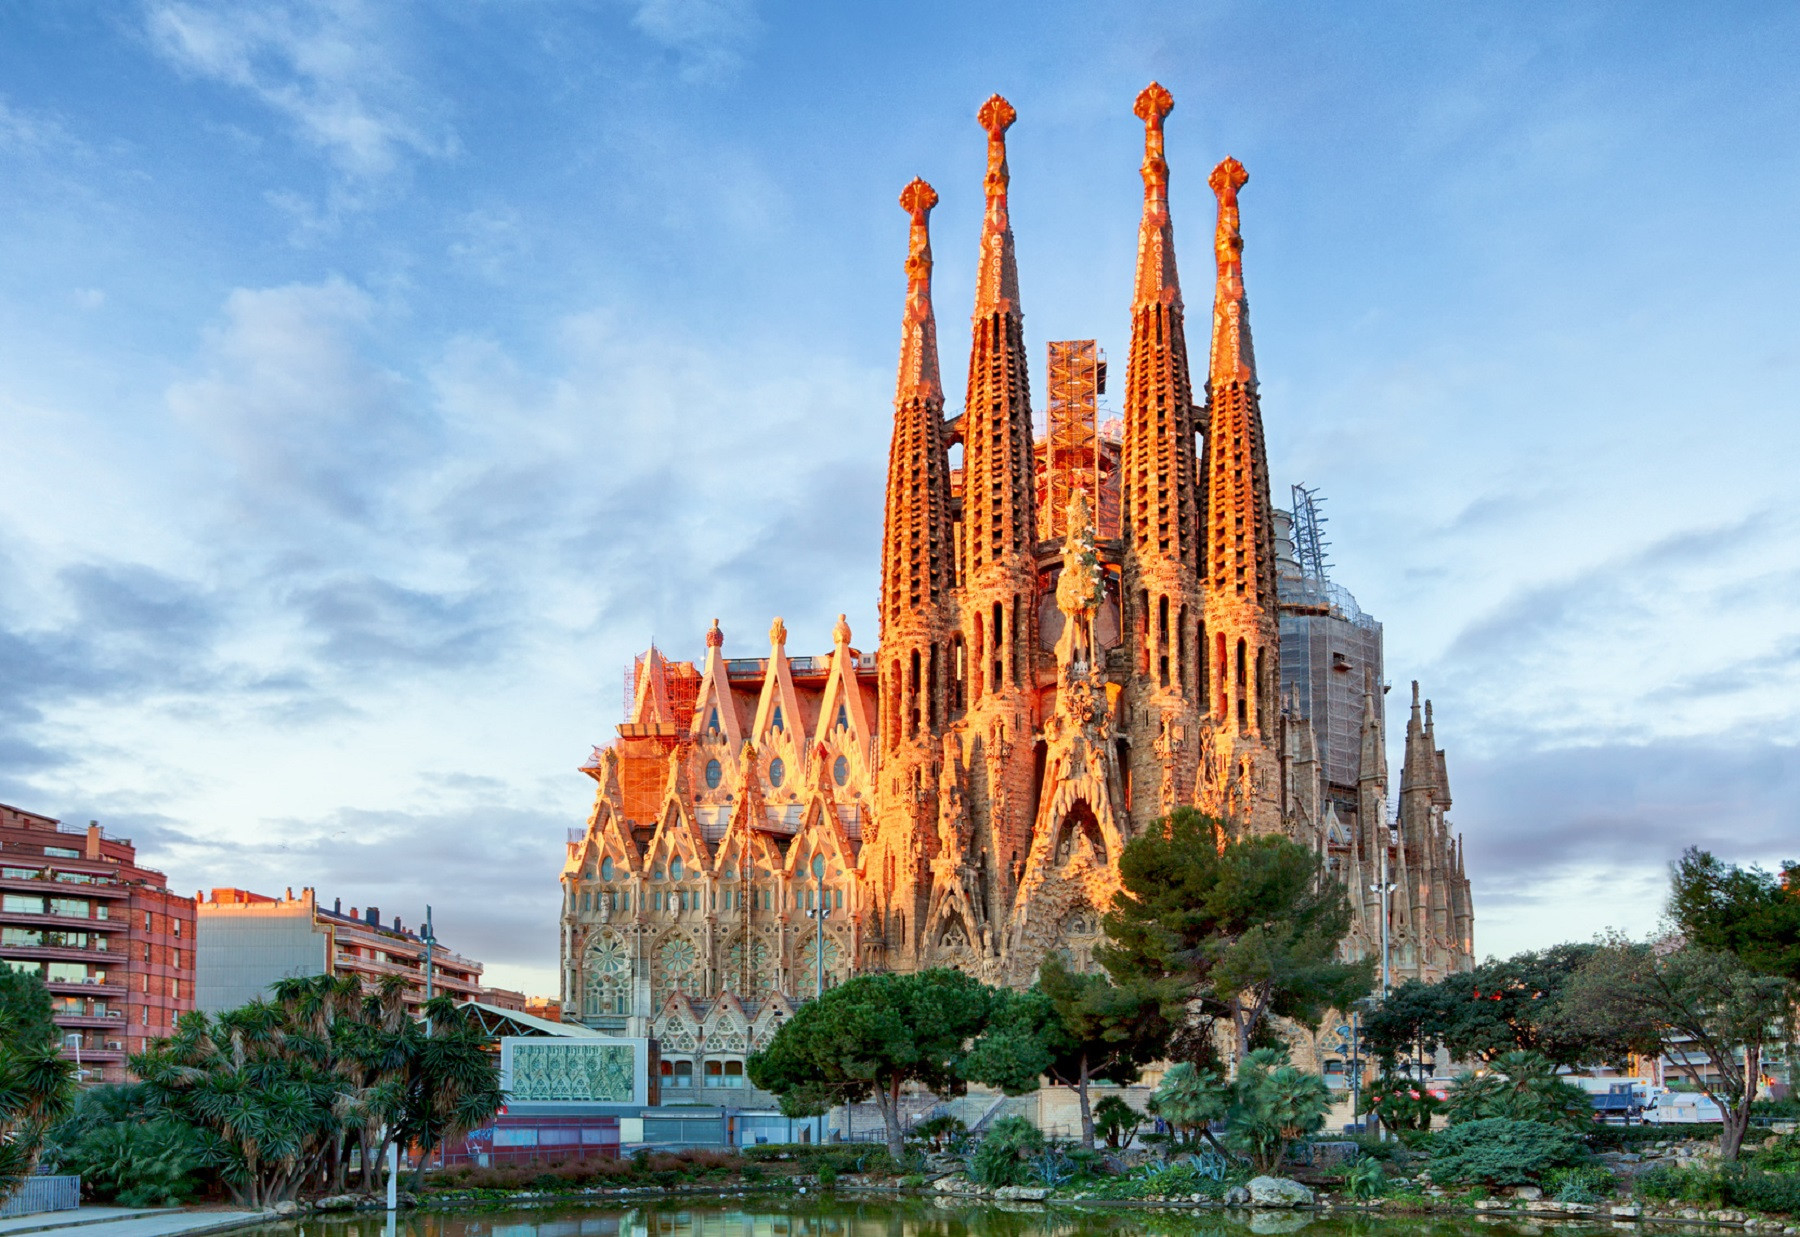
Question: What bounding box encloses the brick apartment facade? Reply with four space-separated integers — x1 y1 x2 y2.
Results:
0 804 195 1084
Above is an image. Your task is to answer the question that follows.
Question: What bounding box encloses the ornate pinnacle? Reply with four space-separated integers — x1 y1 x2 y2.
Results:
834 613 852 647
1135 82 1174 194
706 618 724 649
977 94 1016 196
896 178 943 405
1207 156 1255 384
769 616 787 648
973 94 1021 318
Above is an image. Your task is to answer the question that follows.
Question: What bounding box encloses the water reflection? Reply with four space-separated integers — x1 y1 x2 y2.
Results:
272 1197 1653 1237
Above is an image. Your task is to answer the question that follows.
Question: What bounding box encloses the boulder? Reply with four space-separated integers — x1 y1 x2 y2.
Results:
993 1186 1049 1201
1247 1176 1315 1208
1610 1205 1642 1218
313 1195 365 1212
273 1202 299 1217
1224 1186 1252 1207
1512 1186 1543 1201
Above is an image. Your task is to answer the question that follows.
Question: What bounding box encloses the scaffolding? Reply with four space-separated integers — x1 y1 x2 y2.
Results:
1040 340 1106 541
1290 483 1331 584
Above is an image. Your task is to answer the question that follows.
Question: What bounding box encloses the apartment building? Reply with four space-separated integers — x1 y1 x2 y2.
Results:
196 886 484 1012
0 804 195 1084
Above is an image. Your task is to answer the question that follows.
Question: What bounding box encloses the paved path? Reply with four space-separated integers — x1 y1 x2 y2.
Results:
0 1210 270 1237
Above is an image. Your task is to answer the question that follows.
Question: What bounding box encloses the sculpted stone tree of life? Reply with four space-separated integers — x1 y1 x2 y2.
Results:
560 85 1475 1087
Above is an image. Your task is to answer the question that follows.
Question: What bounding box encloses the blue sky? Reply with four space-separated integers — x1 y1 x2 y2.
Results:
0 2 1795 995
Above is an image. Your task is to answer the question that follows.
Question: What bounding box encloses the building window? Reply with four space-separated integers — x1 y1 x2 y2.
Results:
659 1059 694 1088
600 856 614 881
44 847 80 859
172 919 180 937
768 757 785 788
833 755 849 786
705 759 722 789
705 1059 745 1088
49 899 89 919
670 857 684 881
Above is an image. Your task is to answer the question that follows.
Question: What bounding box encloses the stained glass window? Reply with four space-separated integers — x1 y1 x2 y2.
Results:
833 754 849 785
705 759 722 789
769 757 785 787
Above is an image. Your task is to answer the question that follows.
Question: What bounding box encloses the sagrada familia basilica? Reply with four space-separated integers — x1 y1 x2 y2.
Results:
559 85 1474 1087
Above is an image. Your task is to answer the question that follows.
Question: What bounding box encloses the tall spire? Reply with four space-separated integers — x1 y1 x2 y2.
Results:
879 178 954 749
1119 83 1204 827
1200 154 1281 833
956 92 1037 936
1133 81 1180 309
959 93 1036 620
1208 156 1255 386
973 94 1021 318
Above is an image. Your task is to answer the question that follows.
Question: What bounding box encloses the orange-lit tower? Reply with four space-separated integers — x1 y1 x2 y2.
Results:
873 177 956 964
1200 155 1282 833
957 95 1039 914
1118 82 1204 828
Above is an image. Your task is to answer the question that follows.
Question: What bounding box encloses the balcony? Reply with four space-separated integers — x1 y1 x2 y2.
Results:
53 1010 125 1028
0 871 129 897
0 908 127 932
45 978 124 998
0 942 116 965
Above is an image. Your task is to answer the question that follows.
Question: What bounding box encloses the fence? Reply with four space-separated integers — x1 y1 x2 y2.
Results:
1 1176 81 1219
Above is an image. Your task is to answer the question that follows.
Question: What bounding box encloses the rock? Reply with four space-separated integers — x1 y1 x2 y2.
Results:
1512 1186 1543 1201
1249 1211 1316 1234
313 1195 368 1212
1224 1186 1252 1207
993 1186 1049 1201
273 1202 299 1217
1611 1205 1642 1218
1247 1176 1315 1208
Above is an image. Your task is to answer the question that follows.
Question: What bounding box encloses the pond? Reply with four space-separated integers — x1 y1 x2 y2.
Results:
253 1197 1704 1237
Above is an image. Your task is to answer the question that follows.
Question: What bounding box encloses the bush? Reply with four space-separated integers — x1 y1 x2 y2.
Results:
1429 1118 1592 1186
970 1116 1044 1187
1360 1075 1441 1143
1749 1131 1800 1173
1443 1052 1592 1129
1343 1158 1386 1199
1546 1164 1616 1204
1585 1123 1720 1149
1093 1096 1144 1150
911 1114 967 1151
1636 1165 1800 1216
62 1118 208 1206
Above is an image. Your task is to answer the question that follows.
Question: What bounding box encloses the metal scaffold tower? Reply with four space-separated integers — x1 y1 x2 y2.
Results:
1042 339 1106 540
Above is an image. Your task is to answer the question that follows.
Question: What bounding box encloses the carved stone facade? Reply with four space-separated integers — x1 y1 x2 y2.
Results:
560 85 1475 1085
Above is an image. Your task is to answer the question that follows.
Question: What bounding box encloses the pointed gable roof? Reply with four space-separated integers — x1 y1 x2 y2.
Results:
689 618 745 747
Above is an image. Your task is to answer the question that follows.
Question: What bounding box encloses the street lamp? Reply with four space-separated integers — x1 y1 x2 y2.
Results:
806 854 829 1145
421 905 437 1037
1370 837 1397 998
806 854 828 1000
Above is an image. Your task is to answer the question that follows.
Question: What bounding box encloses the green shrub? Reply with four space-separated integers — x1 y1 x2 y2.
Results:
1749 1132 1800 1173
816 1162 839 1187
970 1116 1044 1187
911 1114 967 1151
1093 1096 1144 1150
900 1173 926 1188
1343 1158 1386 1200
1443 1052 1592 1129
1429 1118 1591 1186
61 1117 208 1206
1727 1169 1800 1216
1546 1164 1616 1204
1586 1122 1720 1149
1359 1075 1441 1143
1634 1165 1728 1206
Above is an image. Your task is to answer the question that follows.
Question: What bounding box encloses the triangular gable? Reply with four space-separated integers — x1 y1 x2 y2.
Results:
645 795 712 874
750 618 806 770
631 645 676 726
689 619 746 747
811 615 875 770
784 794 858 882
568 802 642 877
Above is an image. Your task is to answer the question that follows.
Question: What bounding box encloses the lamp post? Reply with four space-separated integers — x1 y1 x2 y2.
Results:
1370 837 1396 998
421 905 437 1037
807 853 828 1142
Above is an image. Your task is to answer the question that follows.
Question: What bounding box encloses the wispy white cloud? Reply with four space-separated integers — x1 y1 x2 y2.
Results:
615 0 760 85
144 0 454 183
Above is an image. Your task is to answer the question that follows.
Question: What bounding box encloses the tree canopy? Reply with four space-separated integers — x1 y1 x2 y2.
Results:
1100 808 1371 1064
1669 847 1800 981
1363 943 1654 1069
961 954 1168 1148
747 967 994 1158
1562 939 1793 1160
0 967 57 1050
